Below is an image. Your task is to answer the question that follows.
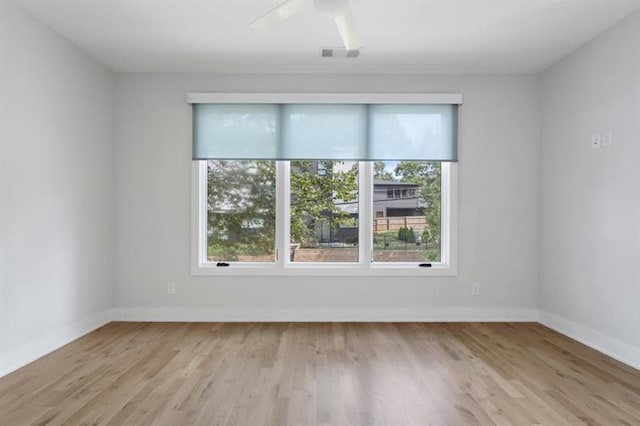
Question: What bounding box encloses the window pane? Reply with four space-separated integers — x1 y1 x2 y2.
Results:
372 161 441 262
207 160 276 262
290 160 359 263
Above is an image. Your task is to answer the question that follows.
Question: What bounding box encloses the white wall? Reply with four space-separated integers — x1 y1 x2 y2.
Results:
0 5 115 374
539 11 640 366
113 73 541 319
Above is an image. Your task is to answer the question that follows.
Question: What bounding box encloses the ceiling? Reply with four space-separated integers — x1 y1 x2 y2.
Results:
15 0 640 74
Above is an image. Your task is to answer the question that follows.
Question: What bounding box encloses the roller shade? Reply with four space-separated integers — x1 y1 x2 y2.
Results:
192 104 278 159
368 104 457 161
281 104 367 160
193 103 458 161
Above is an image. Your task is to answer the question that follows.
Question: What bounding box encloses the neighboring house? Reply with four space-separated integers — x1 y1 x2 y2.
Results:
322 180 427 244
372 180 426 218
336 180 426 219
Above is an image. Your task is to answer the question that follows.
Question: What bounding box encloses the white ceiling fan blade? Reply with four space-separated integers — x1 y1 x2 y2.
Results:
250 0 305 31
334 8 361 50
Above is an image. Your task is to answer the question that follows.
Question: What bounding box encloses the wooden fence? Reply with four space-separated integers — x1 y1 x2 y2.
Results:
373 216 427 232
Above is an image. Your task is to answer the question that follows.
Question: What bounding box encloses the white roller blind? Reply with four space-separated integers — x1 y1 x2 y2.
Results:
281 104 367 160
368 104 458 161
192 104 278 159
192 102 458 161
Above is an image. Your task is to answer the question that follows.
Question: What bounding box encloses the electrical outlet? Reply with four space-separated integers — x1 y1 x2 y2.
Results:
471 282 480 296
167 282 176 294
591 133 601 149
602 130 613 147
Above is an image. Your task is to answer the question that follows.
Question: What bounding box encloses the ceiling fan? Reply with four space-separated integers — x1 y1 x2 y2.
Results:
250 0 362 51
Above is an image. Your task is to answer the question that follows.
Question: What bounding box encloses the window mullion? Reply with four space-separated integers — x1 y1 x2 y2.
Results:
278 161 291 268
276 161 289 268
198 160 208 267
360 161 373 267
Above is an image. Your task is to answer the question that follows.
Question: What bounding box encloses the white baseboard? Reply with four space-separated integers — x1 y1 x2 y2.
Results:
111 306 539 323
538 310 640 370
0 310 112 378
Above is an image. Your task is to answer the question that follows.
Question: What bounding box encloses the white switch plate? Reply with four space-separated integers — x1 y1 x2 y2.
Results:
471 282 480 296
167 282 176 294
591 133 601 149
602 130 613 147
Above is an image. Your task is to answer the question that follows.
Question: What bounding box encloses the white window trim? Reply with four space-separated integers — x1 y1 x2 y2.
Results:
187 92 463 105
191 160 458 277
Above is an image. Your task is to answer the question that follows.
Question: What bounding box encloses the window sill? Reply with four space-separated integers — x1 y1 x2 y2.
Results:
191 263 457 277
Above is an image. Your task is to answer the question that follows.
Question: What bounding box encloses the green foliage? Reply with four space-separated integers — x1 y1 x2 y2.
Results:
289 161 358 245
372 231 438 260
373 161 394 181
344 236 358 245
207 160 276 258
397 226 416 243
394 161 441 249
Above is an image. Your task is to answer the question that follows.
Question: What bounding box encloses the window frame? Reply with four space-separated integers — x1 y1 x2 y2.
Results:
191 160 458 276
190 92 460 277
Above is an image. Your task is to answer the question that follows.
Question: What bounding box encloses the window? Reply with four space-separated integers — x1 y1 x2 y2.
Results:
290 160 359 263
206 160 276 263
372 161 441 263
190 94 460 276
193 160 457 275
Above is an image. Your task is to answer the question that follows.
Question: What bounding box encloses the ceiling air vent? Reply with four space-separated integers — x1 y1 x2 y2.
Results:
319 47 361 59
321 48 335 58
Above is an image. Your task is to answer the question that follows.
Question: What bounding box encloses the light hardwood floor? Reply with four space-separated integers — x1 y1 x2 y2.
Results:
1 322 639 425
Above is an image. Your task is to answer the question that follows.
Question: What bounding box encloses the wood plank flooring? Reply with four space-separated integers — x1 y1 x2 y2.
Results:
1 322 639 425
